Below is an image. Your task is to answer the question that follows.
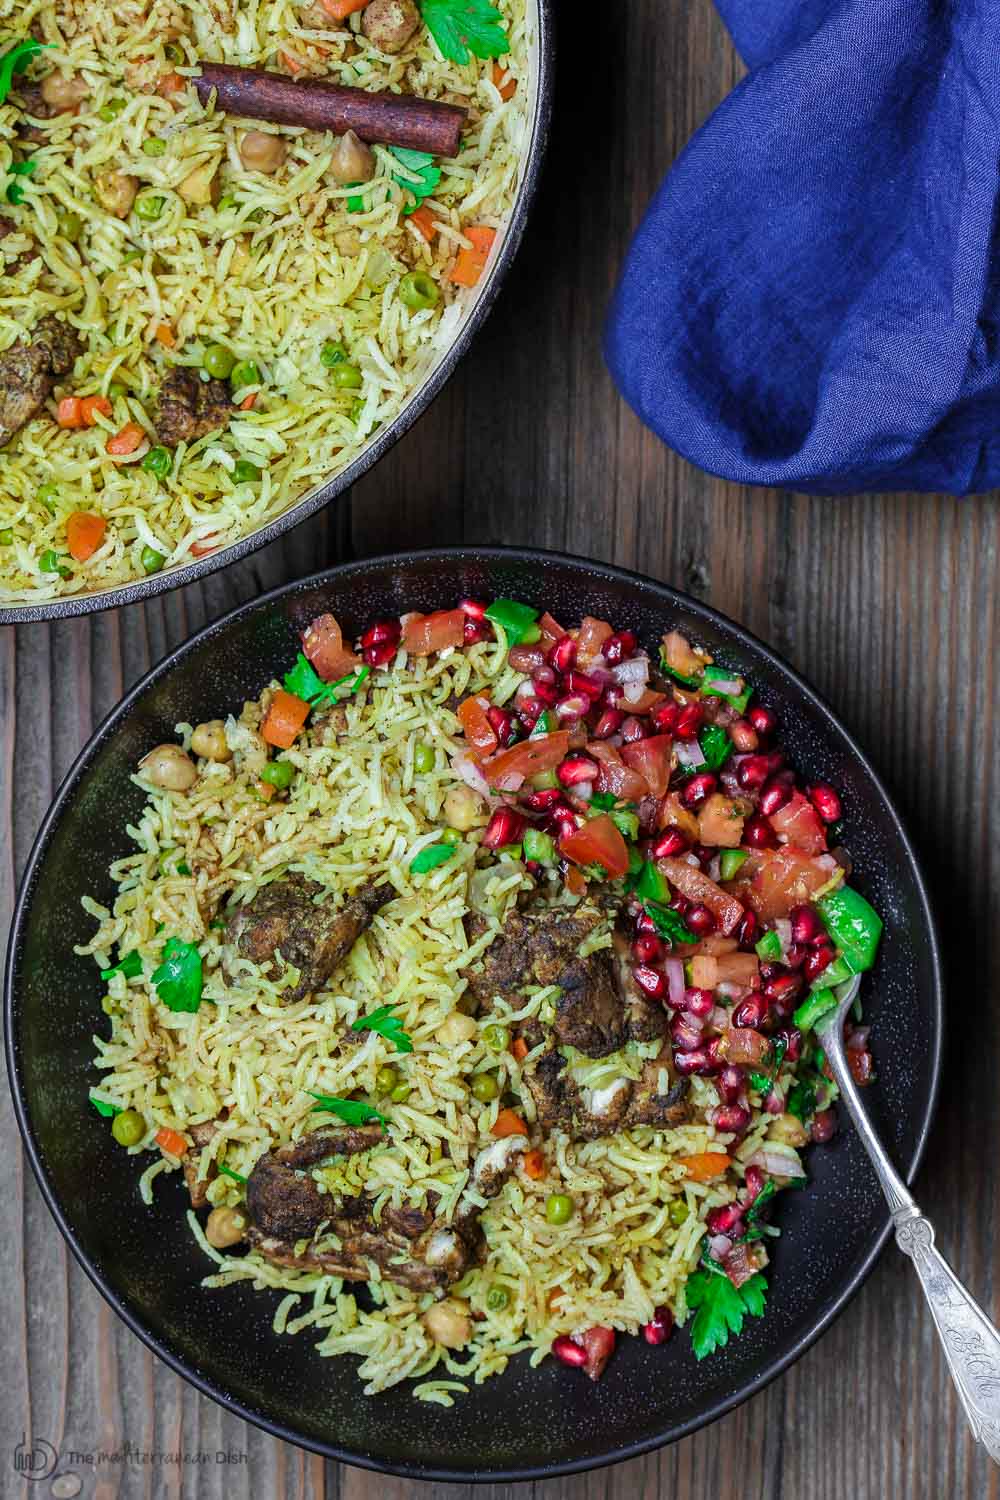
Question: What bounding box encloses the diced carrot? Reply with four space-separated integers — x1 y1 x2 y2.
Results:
155 322 175 348
457 694 498 756
547 1285 566 1310
450 225 497 288
408 205 438 242
106 422 146 456
66 511 107 562
491 1108 527 1139
155 1126 188 1158
521 1147 545 1179
80 394 112 427
261 688 311 749
492 61 516 101
57 396 84 428
156 71 186 98
319 0 367 16
678 1151 731 1182
510 1036 529 1062
279 48 303 73
240 391 257 411
255 778 276 802
191 535 218 557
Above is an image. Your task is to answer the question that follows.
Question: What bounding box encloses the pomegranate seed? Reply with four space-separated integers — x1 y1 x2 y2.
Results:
508 644 548 674
743 1165 766 1203
593 708 624 738
763 972 803 1005
551 1335 588 1368
531 677 559 707
810 1107 838 1143
848 1049 875 1086
673 1046 711 1075
564 670 604 701
706 1203 745 1236
743 813 777 849
736 909 759 948
669 892 691 916
522 787 565 812
632 965 668 1000
685 987 715 1019
364 639 397 666
670 1012 704 1050
633 934 664 964
482 807 525 849
774 1026 802 1062
804 941 836 983
733 991 769 1029
599 684 622 711
685 903 716 936
674 703 703 739
463 617 490 644
485 706 513 745
548 635 577 673
680 772 717 809
515 696 545 727
458 597 487 619
603 630 637 665
704 1034 727 1067
789 904 823 945
361 618 401 648
557 754 599 787
550 807 579 837
728 718 759 753
808 783 842 823
635 910 658 935
759 778 793 816
748 704 777 740
555 693 591 722
759 961 783 983
784 943 808 971
642 1306 674 1345
651 827 688 859
736 753 770 791
713 1103 752 1134
620 715 646 742
692 843 715 867
650 700 680 734
718 1064 745 1102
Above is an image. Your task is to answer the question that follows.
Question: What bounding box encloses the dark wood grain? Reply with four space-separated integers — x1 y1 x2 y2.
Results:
3 0 1000 1495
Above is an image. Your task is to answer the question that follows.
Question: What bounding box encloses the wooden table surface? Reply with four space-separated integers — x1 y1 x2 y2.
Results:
3 2 999 1496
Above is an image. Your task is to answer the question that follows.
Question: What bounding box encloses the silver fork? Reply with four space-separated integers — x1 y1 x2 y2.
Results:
816 976 1000 1464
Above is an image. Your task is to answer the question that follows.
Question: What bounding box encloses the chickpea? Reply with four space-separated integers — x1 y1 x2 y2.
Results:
422 1298 472 1349
298 0 332 25
205 1205 247 1249
437 1012 477 1046
139 743 198 790
443 783 486 832
769 1112 809 1148
95 170 138 219
328 129 374 185
190 719 232 762
177 160 220 206
40 72 90 112
362 0 420 53
239 130 287 175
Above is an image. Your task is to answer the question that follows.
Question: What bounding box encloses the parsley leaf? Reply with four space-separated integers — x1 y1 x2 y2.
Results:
686 1266 768 1359
745 1178 778 1226
101 949 143 982
6 158 36 205
391 147 441 214
787 1077 818 1122
90 1096 121 1118
410 841 457 874
351 1003 414 1054
283 653 369 709
698 724 733 773
642 900 695 947
308 1092 387 1128
151 937 204 1013
420 0 510 64
217 1163 248 1184
0 39 52 105
589 790 617 811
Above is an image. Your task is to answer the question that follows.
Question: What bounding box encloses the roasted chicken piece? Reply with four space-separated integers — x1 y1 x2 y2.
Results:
154 366 234 447
0 316 82 448
525 1044 690 1141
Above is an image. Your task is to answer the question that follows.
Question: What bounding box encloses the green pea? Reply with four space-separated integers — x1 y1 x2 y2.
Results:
37 481 60 512
230 359 260 392
142 138 166 157
545 1193 574 1226
112 1108 145 1147
98 98 126 122
398 270 440 311
203 344 236 380
57 209 82 242
320 340 348 368
482 1024 508 1053
260 759 294 789
233 459 261 484
486 1284 509 1311
217 193 238 213
0 528 13 546
141 546 165 574
164 41 185 64
668 1198 690 1228
413 741 434 773
142 446 173 480
134 193 165 221
108 382 127 399
389 1081 411 1104
375 1065 398 1094
331 362 362 390
471 1073 499 1103
39 549 71 579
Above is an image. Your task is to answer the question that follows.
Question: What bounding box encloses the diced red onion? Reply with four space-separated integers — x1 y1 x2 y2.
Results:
708 677 742 696
675 739 703 769
710 1005 730 1031
747 1146 797 1176
612 656 650 704
816 854 839 871
555 694 590 720
683 852 701 867
575 780 594 802
764 1091 784 1115
708 856 722 882
665 958 685 1009
452 751 490 797
707 1234 733 1261
775 918 792 954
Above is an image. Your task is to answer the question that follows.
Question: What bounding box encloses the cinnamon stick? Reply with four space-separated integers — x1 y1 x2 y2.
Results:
195 62 466 158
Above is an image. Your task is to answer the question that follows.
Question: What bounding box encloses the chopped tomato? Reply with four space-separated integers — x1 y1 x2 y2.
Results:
491 60 517 100
690 952 759 989
261 688 310 749
57 396 84 428
697 792 749 848
625 688 667 714
720 1028 772 1066
456 694 498 756
402 608 466 657
580 1326 615 1381
80 394 112 426
564 864 588 897
657 855 745 934
575 615 613 665
449 225 497 287
106 422 146 457
408 205 438 242
301 612 361 681
66 511 107 561
768 791 828 855
155 1126 188 1158
491 1108 527 1139
537 611 566 647
155 322 175 348
657 791 700 841
678 1151 730 1181
587 742 650 803
560 813 630 879
521 1146 545 1178
485 730 570 791
319 0 367 14
156 71 186 98
661 630 703 679
620 733 673 798
741 847 834 921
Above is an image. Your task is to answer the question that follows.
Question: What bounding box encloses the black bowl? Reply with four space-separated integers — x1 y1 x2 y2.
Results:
4 547 942 1479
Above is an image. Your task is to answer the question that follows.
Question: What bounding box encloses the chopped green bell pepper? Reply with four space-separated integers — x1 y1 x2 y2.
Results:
529 709 556 739
485 597 539 646
755 929 783 962
793 988 840 1032
523 828 556 864
701 664 752 714
816 885 882 971
636 860 670 906
720 849 749 881
808 953 857 991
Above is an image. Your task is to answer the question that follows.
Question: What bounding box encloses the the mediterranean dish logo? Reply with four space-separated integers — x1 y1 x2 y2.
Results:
12 1433 248 1484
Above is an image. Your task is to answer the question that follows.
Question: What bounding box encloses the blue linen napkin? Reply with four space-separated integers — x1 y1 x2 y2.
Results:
605 0 1000 495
